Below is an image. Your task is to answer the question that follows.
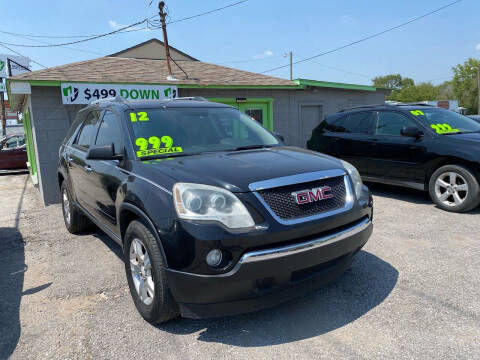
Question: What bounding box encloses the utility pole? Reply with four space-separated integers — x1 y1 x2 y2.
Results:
477 66 480 115
158 1 174 79
289 51 293 81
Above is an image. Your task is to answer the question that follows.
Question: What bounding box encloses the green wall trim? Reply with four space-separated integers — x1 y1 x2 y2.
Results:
23 108 37 176
294 78 377 92
7 79 303 90
208 97 274 131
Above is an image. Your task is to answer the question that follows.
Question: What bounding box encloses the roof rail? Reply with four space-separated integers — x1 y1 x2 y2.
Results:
399 102 435 107
338 104 393 112
169 96 208 102
90 96 127 106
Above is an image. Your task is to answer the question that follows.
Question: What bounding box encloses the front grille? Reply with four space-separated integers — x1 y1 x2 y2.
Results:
257 176 347 220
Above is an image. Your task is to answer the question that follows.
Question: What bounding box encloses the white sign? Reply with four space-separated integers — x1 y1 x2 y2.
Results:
0 54 30 78
61 83 178 105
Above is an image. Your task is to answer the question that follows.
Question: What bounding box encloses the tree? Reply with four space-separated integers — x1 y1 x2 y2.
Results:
437 81 455 100
372 74 414 90
452 58 479 114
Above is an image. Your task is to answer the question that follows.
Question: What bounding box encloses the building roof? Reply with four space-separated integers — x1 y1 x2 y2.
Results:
294 78 379 92
11 56 297 87
109 38 199 61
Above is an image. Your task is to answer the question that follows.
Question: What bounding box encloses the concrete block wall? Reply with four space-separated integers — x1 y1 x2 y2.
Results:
30 87 83 205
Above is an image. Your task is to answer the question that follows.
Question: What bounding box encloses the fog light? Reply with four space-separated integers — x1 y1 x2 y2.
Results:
206 249 223 267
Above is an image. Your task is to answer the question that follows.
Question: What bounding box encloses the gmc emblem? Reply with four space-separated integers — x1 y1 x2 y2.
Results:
292 186 333 204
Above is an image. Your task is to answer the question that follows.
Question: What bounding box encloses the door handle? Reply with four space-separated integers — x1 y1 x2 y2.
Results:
84 165 93 174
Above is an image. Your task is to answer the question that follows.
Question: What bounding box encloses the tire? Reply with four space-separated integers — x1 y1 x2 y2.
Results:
61 182 90 234
124 220 179 324
428 164 480 213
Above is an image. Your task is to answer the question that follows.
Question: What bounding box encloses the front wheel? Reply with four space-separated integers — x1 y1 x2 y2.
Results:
124 220 179 324
61 182 90 234
428 165 480 213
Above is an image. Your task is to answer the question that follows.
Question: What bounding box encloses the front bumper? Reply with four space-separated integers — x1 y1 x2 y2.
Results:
166 216 372 319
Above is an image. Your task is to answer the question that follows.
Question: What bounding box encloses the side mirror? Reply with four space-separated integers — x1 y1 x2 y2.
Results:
86 144 121 160
273 132 285 142
401 126 423 138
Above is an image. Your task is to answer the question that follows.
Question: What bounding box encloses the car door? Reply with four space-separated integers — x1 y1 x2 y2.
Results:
0 136 27 170
69 110 102 214
86 110 126 233
330 111 376 175
368 110 426 182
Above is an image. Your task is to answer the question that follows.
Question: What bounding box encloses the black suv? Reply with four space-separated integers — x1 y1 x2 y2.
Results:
307 104 480 212
58 97 373 323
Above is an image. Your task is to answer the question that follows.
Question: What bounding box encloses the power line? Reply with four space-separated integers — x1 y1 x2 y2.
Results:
0 18 149 47
167 0 248 25
261 0 463 74
0 0 248 41
293 53 372 78
0 43 48 69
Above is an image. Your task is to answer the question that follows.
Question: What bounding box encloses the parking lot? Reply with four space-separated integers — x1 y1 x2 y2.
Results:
1 173 479 359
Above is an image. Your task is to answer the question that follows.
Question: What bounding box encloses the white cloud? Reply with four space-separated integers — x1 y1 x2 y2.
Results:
108 20 124 30
476 43 480 51
253 50 274 59
108 20 151 32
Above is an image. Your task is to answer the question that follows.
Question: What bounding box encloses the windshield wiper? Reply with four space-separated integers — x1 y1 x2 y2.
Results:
231 144 274 151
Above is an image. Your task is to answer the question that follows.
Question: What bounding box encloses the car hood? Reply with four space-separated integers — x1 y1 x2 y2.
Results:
141 146 344 193
445 132 480 143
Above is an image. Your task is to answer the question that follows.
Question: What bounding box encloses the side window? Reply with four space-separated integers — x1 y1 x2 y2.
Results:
5 137 19 149
346 112 375 134
325 112 374 134
17 136 25 147
325 115 348 133
95 111 123 155
375 111 417 136
75 111 101 149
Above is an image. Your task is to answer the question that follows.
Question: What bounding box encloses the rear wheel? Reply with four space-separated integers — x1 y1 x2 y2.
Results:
124 220 179 324
61 182 90 233
428 165 480 212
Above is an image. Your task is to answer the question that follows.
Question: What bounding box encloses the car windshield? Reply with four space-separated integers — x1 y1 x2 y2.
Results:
126 107 280 159
409 108 480 134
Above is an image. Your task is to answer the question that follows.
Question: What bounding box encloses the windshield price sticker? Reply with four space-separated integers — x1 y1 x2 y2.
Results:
137 147 183 157
430 123 459 134
410 110 425 116
130 112 150 122
135 135 180 157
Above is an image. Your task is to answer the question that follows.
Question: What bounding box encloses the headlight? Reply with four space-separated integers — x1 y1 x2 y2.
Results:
341 160 363 200
173 183 255 229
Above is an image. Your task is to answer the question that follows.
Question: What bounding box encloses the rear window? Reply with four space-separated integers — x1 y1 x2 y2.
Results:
325 112 374 134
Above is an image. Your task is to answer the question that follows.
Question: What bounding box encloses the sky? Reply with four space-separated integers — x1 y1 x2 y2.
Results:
1 0 479 86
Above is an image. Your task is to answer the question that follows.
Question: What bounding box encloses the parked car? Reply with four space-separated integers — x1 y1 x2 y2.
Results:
0 134 27 171
58 97 373 323
307 104 480 213
468 115 480 123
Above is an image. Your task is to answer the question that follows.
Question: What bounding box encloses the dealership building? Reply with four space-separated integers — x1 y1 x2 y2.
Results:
7 39 389 205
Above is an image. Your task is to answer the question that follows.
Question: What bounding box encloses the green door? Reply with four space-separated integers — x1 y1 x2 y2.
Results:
208 98 274 131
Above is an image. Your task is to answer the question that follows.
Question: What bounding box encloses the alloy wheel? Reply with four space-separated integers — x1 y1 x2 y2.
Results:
62 188 71 225
129 238 155 305
434 172 469 207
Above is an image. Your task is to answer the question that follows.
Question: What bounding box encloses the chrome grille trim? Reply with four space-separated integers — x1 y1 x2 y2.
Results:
250 170 354 225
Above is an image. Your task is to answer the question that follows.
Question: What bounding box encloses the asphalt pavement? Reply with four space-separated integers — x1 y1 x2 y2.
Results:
0 173 479 359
